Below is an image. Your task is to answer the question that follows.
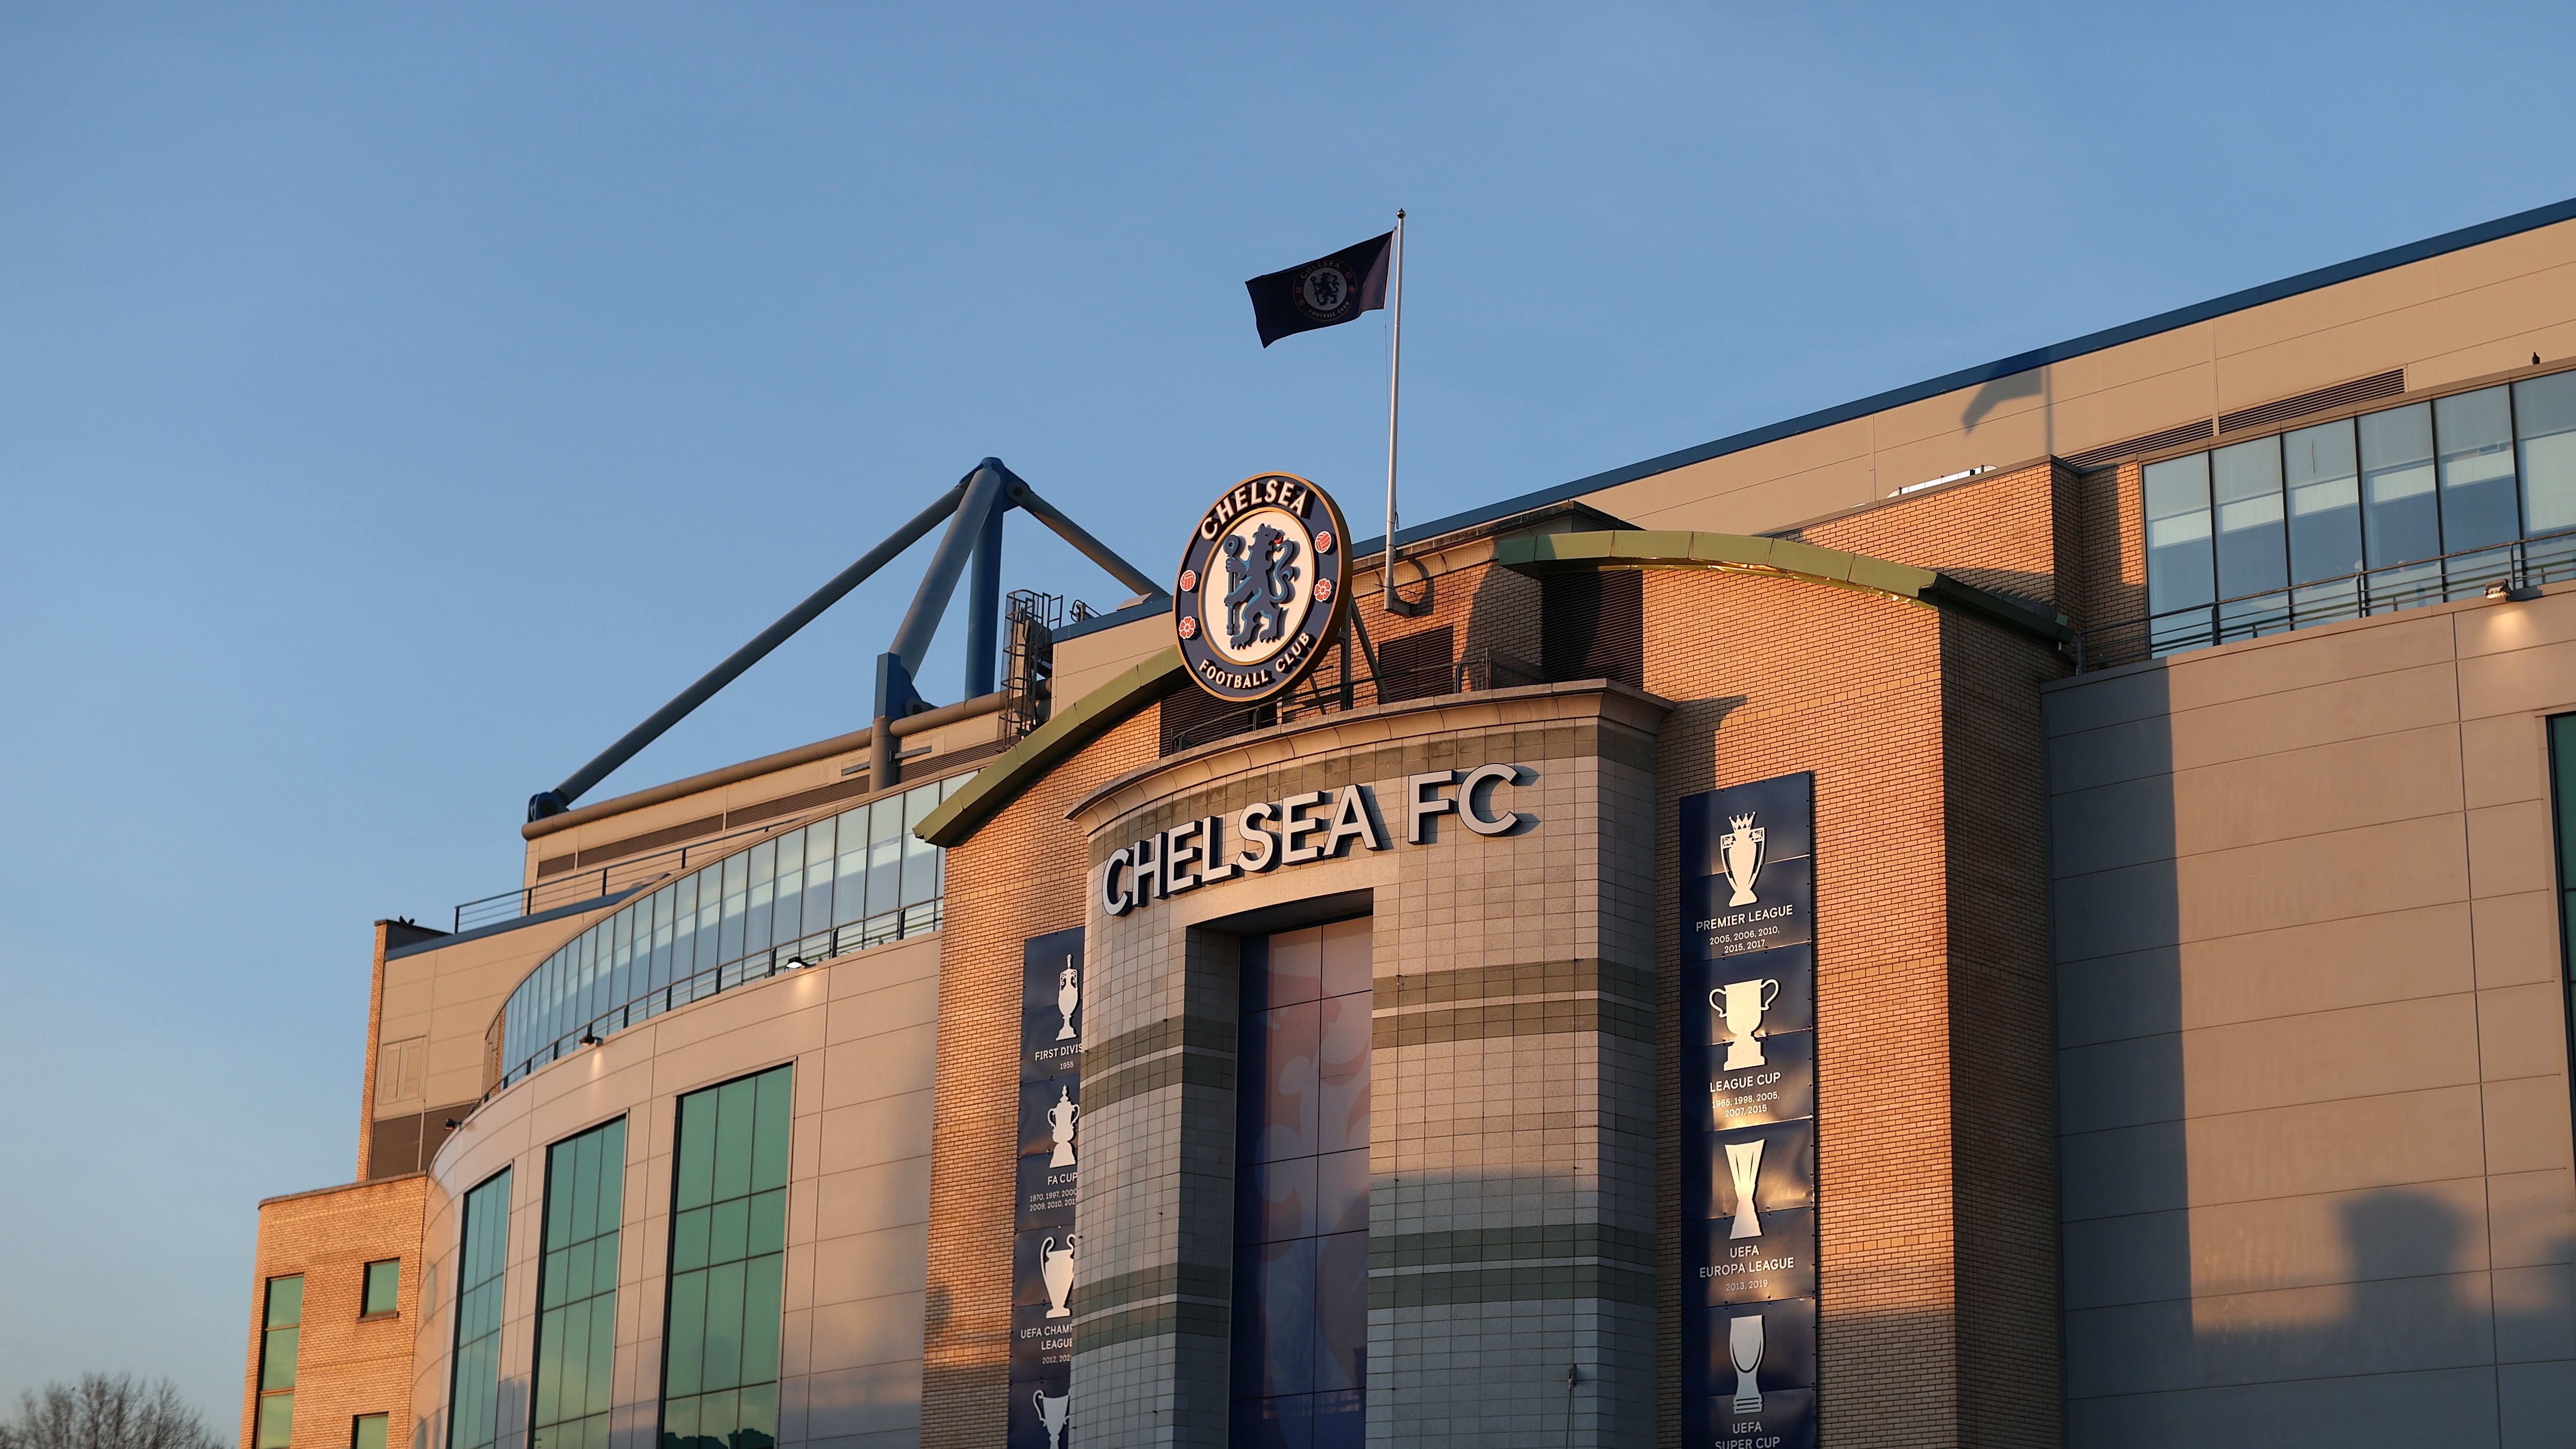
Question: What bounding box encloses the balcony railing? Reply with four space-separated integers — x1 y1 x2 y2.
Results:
448 821 804 933
2073 528 2576 673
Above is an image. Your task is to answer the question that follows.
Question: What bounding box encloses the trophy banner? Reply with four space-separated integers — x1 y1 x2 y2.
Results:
1678 772 1819 1440
1682 1120 1817 1225
1682 1387 1817 1449
1682 947 1815 1049
1691 1031 1816 1131
1013 928 1086 1444
1687 1208 1818 1307
1681 1297 1818 1402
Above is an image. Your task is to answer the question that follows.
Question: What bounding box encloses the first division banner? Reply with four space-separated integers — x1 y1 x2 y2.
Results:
1678 772 1819 1449
1010 928 1084 1449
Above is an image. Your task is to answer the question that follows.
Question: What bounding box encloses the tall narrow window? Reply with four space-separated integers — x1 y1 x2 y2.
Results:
2361 402 2442 611
534 1118 627 1449
352 1416 388 1449
660 1066 791 1449
2519 371 2576 580
2211 436 2289 639
2546 717 2576 1125
255 1275 303 1449
449 1169 513 1449
2142 453 2215 653
2284 418 2364 624
1231 917 1371 1449
2436 385 2521 594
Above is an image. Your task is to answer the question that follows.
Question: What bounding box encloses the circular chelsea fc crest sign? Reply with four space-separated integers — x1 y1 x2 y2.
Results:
1174 472 1351 705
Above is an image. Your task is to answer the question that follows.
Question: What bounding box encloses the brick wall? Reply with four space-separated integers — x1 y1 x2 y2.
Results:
920 712 1158 1449
242 1175 429 1449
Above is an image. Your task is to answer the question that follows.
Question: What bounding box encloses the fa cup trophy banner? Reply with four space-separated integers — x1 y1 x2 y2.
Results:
1677 772 1819 1448
1010 929 1085 1448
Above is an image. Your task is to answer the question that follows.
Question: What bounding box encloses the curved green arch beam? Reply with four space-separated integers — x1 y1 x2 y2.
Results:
916 531 2066 850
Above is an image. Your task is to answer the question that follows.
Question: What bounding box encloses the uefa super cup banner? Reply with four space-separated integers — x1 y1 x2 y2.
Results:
1679 773 1819 1449
1010 928 1084 1449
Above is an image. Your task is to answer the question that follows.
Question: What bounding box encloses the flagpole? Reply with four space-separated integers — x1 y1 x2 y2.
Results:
1382 208 1408 613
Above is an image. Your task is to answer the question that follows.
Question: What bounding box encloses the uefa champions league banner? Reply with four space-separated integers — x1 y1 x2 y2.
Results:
1011 928 1084 1449
1679 773 1820 1449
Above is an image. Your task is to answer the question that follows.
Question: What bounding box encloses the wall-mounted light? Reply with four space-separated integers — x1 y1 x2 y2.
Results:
782 956 812 971
2487 581 2544 602
580 1031 601 1046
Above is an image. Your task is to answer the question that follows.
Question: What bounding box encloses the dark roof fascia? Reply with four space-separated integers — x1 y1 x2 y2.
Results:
1351 193 2576 558
387 885 652 961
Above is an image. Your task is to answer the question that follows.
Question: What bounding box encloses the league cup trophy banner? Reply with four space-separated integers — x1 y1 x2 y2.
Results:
1677 773 1819 1441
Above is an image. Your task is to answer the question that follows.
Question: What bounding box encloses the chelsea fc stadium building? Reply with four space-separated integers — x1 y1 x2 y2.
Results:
242 199 2576 1449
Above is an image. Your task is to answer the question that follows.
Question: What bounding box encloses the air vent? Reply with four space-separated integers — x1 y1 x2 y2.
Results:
2064 419 2217 472
2218 370 2405 437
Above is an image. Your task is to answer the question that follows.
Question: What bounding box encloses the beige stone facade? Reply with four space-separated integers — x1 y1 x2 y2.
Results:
241 200 2576 1449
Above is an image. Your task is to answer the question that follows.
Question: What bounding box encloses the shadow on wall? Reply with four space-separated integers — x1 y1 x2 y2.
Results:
2053 666 2575 1448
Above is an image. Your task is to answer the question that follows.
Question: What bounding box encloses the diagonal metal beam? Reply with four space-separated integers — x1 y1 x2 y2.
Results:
1000 471 1165 600
888 460 1008 676
532 477 969 819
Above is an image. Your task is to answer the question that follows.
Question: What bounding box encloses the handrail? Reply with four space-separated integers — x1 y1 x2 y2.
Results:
2072 526 2576 671
451 818 803 933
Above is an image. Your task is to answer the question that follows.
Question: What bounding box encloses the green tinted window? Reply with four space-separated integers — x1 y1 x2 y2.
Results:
2550 718 2576 1048
255 1275 303 1445
362 1260 400 1317
353 1416 388 1449
533 1118 627 1449
448 1169 512 1449
659 1067 790 1449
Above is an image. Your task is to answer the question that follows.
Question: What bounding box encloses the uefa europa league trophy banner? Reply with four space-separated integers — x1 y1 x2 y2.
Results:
1010 928 1084 1449
1679 773 1819 1449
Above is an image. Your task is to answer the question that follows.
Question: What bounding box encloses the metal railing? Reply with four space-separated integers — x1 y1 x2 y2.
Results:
1165 646 1548 753
486 898 943 1098
450 819 804 933
2074 528 2576 671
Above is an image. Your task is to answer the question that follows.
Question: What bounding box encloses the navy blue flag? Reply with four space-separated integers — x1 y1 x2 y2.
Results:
1245 232 1393 346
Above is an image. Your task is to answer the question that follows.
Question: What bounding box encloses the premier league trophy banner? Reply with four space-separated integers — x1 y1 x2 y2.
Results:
1010 928 1084 1449
1679 772 1819 1449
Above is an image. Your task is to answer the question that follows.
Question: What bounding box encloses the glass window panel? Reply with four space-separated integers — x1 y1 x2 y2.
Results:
266 1275 304 1328
255 1396 294 1449
1315 1148 1368 1237
718 856 748 965
738 1257 784 1386
1245 1001 1318 1163
700 1258 746 1392
769 864 800 952
1239 1157 1316 1245
2142 453 2215 650
362 1260 400 1316
867 832 900 920
1315 993 1371 1156
663 1273 706 1398
260 1327 299 1390
834 816 869 923
672 1208 711 1273
737 1383 778 1449
353 1416 388 1449
802 857 835 938
676 1095 717 1210
447 1169 512 1449
2438 386 2521 595
708 1198 750 1266
751 1071 791 1190
2284 417 2364 624
747 1189 787 1257
2211 437 2289 637
2520 372 2576 580
1311 1230 1369 1394
659 1395 697 1449
713 1080 757 1202
2361 403 2443 611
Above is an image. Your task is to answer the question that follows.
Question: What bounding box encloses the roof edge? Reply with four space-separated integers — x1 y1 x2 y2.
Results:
1356 194 2576 557
1492 530 2072 643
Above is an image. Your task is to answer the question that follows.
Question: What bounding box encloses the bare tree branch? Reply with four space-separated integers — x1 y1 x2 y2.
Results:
0 1376 219 1449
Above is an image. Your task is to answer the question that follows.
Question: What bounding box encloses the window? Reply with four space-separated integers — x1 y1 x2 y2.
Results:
362 1261 400 1318
2545 717 2576 1132
1230 918 1370 1449
659 1067 791 1449
255 1276 303 1449
498 775 971 1090
353 1416 388 1449
534 1119 627 1449
2140 370 2576 653
448 1170 512 1449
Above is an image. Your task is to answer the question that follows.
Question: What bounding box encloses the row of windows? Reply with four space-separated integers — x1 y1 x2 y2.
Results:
254 1262 404 1449
2143 368 2576 652
445 1067 792 1449
498 775 965 1089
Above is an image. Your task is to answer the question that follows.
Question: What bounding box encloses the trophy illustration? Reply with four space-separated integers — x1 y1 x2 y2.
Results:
1725 1139 1765 1240
1719 813 1766 907
1039 1233 1080 1318
1055 960 1080 1041
1032 1389 1069 1449
1711 978 1782 1070
1728 1313 1765 1414
1046 1086 1079 1168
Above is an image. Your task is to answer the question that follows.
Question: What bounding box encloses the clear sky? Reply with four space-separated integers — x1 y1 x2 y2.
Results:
4 0 2572 1424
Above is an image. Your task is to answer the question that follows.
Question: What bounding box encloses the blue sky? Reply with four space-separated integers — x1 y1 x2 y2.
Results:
4 0 2572 1423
